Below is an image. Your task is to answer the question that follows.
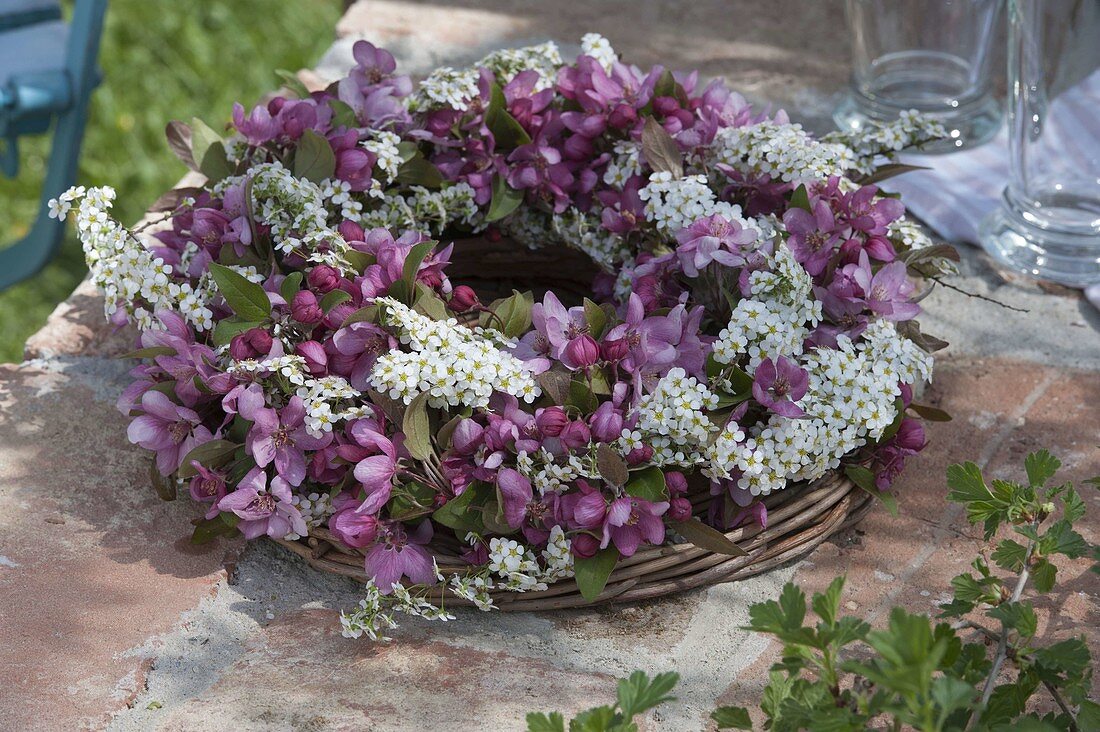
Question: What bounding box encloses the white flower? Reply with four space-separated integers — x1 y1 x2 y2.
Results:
581 33 617 72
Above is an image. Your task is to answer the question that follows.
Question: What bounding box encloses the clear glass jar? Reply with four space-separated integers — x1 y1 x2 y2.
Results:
979 0 1100 287
835 0 1003 151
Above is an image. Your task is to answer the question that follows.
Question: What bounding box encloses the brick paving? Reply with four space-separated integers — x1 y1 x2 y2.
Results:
1 2 1097 730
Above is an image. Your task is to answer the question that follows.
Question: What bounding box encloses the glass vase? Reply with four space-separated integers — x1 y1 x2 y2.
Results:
834 0 1004 151
979 0 1100 287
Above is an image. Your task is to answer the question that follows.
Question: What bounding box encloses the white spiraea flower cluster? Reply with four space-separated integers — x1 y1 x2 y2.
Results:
602 140 642 188
356 183 482 237
551 209 631 269
580 33 617 72
449 527 574 611
499 206 555 250
412 67 480 112
362 130 403 186
708 322 932 496
52 186 213 332
478 41 563 89
339 577 455 641
368 298 541 409
639 172 761 237
713 245 822 370
713 122 856 184
517 448 601 496
286 490 334 540
825 109 947 175
628 367 719 467
227 354 308 386
296 375 361 437
248 161 343 258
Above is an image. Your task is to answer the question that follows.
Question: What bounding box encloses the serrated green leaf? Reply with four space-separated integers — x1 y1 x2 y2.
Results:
1039 519 1089 559
294 129 336 183
487 174 524 222
574 547 619 602
811 576 845 626
624 466 668 502
1061 487 1086 522
208 263 272 321
616 671 678 719
401 391 433 462
988 601 1038 639
1031 558 1057 593
178 439 239 478
525 711 565 732
711 706 753 730
568 705 616 732
991 539 1029 572
1024 449 1061 487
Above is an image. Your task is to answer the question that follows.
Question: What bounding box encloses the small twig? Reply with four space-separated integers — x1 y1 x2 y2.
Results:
1043 679 1078 731
928 275 1030 314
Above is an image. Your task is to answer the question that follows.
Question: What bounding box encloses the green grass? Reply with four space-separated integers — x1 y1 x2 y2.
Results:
0 0 342 362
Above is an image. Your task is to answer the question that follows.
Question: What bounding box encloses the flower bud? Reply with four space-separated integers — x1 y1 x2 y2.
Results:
600 336 629 363
339 219 365 243
307 265 340 294
451 418 484 455
626 443 654 466
571 532 600 559
536 406 569 437
668 497 692 522
330 508 379 548
664 470 688 496
229 327 273 361
588 402 624 443
559 420 592 450
291 290 324 324
294 340 328 376
563 334 600 370
448 285 480 313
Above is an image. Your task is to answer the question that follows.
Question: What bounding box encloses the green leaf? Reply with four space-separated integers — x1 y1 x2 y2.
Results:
988 601 1038 639
412 283 449 321
190 516 238 544
486 174 524 222
386 481 436 521
908 402 952 422
525 711 565 732
319 289 352 312
1039 519 1089 559
1024 449 1061 488
574 547 619 602
845 465 898 516
328 100 358 130
432 482 492 533
640 116 682 178
150 460 176 500
343 249 374 274
165 120 196 170
189 117 224 172
583 298 608 339
208 263 272 321
711 706 753 730
212 318 262 347
402 391 433 462
401 240 437 297
279 271 303 303
1031 558 1057 593
481 289 533 338
274 68 310 99
747 582 806 634
485 83 532 149
857 163 932 185
671 518 748 556
616 671 678 720
293 129 336 183
1062 487 1086 522
624 466 668 503
811 576 846 626
568 706 616 732
117 346 178 360
991 539 1029 572
789 184 812 212
566 379 598 414
199 141 235 183
395 155 444 188
177 439 239 478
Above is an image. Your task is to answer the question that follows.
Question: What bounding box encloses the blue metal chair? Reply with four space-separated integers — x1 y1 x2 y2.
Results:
0 0 107 289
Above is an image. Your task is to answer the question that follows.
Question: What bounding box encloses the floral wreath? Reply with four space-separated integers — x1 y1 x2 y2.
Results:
56 34 954 639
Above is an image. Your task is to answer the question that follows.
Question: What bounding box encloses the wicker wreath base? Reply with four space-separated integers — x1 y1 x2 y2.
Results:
271 236 872 610
273 472 870 611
